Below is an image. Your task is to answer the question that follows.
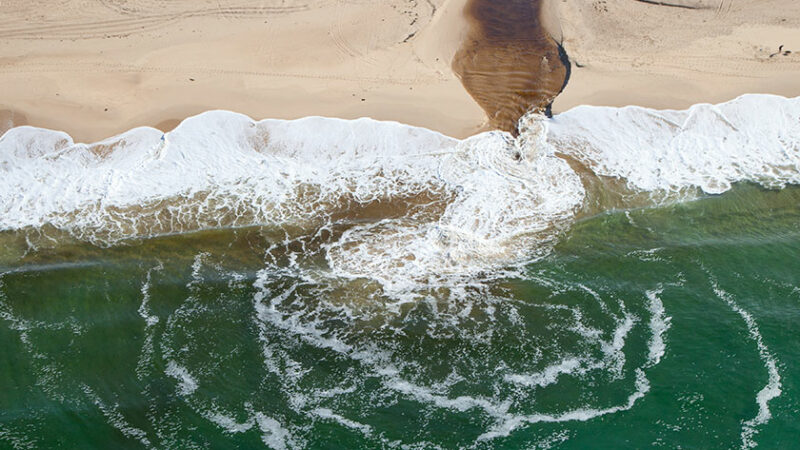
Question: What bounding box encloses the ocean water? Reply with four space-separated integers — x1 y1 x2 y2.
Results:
0 94 799 448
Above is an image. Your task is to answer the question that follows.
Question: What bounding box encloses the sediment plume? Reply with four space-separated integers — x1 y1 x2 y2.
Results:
453 0 568 134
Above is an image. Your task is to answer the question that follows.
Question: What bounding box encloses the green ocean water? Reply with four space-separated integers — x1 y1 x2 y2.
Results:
1 183 798 449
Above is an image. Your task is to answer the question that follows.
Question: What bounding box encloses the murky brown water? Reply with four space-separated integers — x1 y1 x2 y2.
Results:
453 0 568 135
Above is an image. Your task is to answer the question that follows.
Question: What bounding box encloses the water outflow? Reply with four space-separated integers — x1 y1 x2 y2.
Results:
453 0 568 134
1 94 799 290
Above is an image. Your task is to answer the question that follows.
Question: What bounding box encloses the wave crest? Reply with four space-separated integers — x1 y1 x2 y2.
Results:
2 94 799 287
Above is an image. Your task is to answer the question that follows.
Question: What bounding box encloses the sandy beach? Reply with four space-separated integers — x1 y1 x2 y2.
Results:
0 0 485 141
551 0 800 112
1 0 799 141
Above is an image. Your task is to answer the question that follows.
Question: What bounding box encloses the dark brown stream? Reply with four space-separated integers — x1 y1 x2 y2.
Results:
453 0 569 135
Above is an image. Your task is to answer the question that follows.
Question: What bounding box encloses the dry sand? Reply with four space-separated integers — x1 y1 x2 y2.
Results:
0 0 485 141
550 0 800 112
2 0 800 142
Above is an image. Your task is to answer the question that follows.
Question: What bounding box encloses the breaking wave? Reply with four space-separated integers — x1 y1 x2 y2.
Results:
1 93 796 447
1 94 798 290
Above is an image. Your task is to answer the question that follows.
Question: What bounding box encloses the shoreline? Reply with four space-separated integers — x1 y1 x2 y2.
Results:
3 92 797 147
0 0 485 142
1 0 800 142
550 0 800 113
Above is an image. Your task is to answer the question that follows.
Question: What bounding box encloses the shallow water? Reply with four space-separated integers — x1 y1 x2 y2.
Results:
1 183 798 448
1 94 799 448
453 0 567 134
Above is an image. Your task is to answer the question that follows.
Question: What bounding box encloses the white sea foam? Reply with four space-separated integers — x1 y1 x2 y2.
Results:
645 288 671 367
477 369 652 441
135 263 163 382
711 280 782 449
165 361 199 396
0 112 583 289
549 94 800 195
311 408 373 436
81 384 152 447
205 411 254 434
254 413 297 450
251 269 677 444
504 357 583 388
2 94 799 288
137 263 162 327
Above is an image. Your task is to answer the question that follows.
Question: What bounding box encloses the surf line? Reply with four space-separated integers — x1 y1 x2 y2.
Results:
453 0 570 135
704 272 783 450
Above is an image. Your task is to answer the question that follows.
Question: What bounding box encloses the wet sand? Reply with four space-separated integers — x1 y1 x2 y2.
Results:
0 110 28 136
453 0 568 134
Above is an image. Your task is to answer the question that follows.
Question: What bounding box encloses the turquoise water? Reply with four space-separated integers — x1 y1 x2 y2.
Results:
1 183 798 448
